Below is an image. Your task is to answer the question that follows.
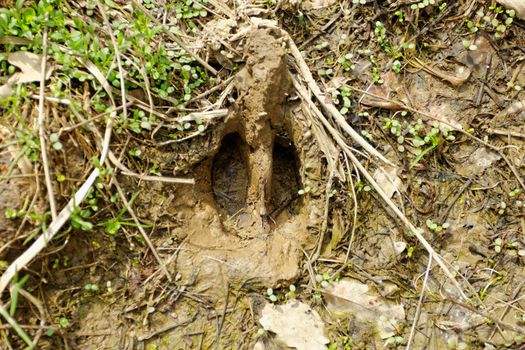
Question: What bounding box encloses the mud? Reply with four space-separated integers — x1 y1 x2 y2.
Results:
0 152 24 250
212 132 249 216
150 28 324 297
63 28 327 348
0 129 38 258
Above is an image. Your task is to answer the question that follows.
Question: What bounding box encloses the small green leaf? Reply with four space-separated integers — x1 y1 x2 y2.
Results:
59 317 69 328
105 221 121 235
5 208 17 219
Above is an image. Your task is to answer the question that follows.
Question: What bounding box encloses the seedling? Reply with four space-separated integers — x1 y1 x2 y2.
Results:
84 283 99 292
385 335 405 347
285 284 297 299
426 219 449 233
494 238 503 253
315 273 331 288
298 186 311 195
266 288 277 302
59 317 70 328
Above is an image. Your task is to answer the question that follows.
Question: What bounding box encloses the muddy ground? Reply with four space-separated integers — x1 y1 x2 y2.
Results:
1 0 525 349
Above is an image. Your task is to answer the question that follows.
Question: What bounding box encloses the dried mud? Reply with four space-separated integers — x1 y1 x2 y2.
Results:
54 28 326 349
152 28 324 295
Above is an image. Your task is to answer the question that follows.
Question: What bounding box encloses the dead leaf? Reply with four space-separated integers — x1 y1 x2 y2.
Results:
496 0 525 19
259 300 329 350
361 72 405 110
0 84 14 100
455 147 501 177
427 103 464 131
374 165 402 199
305 0 337 10
7 51 52 84
409 58 471 87
327 209 344 255
325 279 405 339
498 100 525 118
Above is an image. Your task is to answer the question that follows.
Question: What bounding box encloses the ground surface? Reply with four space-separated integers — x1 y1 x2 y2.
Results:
0 0 525 349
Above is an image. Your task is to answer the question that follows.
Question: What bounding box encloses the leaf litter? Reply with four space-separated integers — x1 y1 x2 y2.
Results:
258 300 330 350
1 1 525 349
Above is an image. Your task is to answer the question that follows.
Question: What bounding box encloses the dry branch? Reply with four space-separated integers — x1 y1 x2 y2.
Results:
291 74 469 301
271 25 393 166
36 17 57 220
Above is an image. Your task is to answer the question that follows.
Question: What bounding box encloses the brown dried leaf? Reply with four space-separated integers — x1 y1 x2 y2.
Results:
361 72 405 110
373 165 402 199
325 279 405 339
0 84 14 99
496 0 525 19
455 147 501 177
7 51 52 84
259 300 329 350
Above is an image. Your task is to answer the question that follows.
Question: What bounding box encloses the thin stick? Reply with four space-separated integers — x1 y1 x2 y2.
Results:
37 16 57 220
336 156 358 277
113 180 172 282
30 94 71 105
487 128 525 138
182 77 234 107
405 255 432 350
272 26 393 166
58 101 133 135
313 168 336 261
292 76 468 301
108 150 194 184
137 311 199 341
215 282 229 347
438 178 473 224
18 288 45 348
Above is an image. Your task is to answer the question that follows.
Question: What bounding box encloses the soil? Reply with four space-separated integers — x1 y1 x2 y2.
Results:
1 2 525 350
25 28 325 349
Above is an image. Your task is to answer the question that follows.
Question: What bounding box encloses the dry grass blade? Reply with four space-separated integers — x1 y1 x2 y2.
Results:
36 16 57 220
270 25 394 166
405 255 432 350
0 169 100 295
292 76 469 301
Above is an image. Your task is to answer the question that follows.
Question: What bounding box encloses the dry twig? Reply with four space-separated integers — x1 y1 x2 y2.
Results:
405 255 432 350
292 73 469 301
36 16 57 220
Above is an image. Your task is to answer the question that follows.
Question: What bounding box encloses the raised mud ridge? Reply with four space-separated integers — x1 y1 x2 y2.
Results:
148 28 325 297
